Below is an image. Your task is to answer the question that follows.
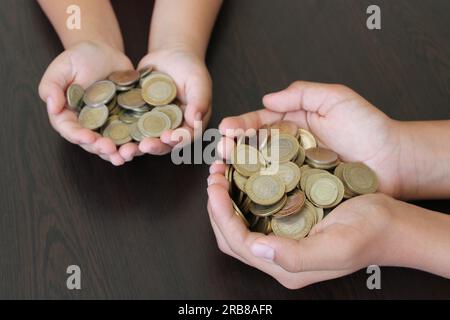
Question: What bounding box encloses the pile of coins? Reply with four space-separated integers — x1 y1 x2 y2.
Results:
66 68 183 145
226 121 379 240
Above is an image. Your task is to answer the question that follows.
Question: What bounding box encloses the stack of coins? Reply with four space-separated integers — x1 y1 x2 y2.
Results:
66 67 183 145
226 121 379 240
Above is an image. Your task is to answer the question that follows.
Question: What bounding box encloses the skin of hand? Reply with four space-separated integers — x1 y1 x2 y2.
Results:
136 49 212 155
38 41 136 165
208 81 450 288
207 164 450 289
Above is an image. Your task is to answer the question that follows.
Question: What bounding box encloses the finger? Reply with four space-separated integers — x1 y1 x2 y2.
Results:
183 74 212 128
207 173 229 190
49 110 98 145
93 137 117 155
263 81 352 115
39 55 73 115
209 162 227 175
160 124 194 148
118 143 140 162
139 138 172 155
109 152 125 166
219 109 283 136
216 136 236 161
249 231 348 273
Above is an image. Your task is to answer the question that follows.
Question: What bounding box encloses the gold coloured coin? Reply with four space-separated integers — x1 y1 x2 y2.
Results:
306 173 344 208
139 66 153 79
78 105 108 130
152 104 183 129
117 89 146 110
245 174 285 206
66 83 84 111
137 111 171 138
83 80 116 107
263 133 299 163
141 74 177 106
232 170 248 192
271 204 315 240
343 162 379 195
103 121 132 146
249 194 288 217
232 200 250 227
270 120 298 137
276 162 301 192
129 122 144 142
298 128 317 149
305 147 339 165
299 168 328 191
251 217 272 234
232 144 264 177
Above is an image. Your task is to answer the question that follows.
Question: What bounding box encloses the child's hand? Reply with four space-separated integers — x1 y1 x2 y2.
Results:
207 165 396 289
39 41 137 165
137 49 212 155
219 81 403 197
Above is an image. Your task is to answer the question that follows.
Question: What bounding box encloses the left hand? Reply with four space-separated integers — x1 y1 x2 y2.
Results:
207 163 397 289
136 49 212 156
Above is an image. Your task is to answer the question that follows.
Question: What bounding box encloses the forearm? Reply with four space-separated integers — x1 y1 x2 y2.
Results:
381 200 450 278
396 120 450 199
37 0 124 50
148 0 222 58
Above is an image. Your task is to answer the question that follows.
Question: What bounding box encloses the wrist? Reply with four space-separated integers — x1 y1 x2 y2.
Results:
149 37 206 60
64 37 124 52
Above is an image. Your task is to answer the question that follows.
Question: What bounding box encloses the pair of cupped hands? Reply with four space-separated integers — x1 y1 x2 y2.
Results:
39 41 212 165
40 41 409 290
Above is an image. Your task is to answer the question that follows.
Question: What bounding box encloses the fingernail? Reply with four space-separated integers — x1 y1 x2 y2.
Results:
46 97 53 110
251 243 275 261
207 177 213 186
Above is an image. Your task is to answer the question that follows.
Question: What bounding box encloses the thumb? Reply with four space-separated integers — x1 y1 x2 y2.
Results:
250 232 343 273
262 81 350 115
38 55 73 115
184 74 212 128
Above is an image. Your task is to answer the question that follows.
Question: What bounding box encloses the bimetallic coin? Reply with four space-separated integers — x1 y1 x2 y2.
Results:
152 104 183 129
272 190 306 219
298 128 317 149
271 204 315 240
119 109 142 124
264 134 300 163
300 168 328 191
139 66 153 79
117 88 146 110
129 122 144 142
245 174 285 206
232 144 265 177
334 163 357 199
233 170 248 192
103 121 132 146
66 83 84 111
249 194 287 217
294 146 306 168
108 70 140 87
306 173 344 208
141 74 177 106
343 162 379 195
251 217 272 235
276 162 301 193
83 80 116 107
137 111 171 138
232 200 250 227
305 147 339 165
78 105 108 130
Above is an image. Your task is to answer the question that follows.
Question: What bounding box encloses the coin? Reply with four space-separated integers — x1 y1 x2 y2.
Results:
139 66 153 79
305 147 339 165
299 168 328 191
103 121 132 146
117 89 147 111
141 74 177 106
232 144 264 177
298 128 317 149
119 109 141 124
263 133 299 163
233 170 248 192
271 203 315 240
129 122 144 142
83 80 116 107
294 145 306 167
334 163 357 198
152 104 183 129
232 200 250 227
137 111 171 138
245 174 285 206
249 194 288 217
251 217 272 234
306 173 344 208
108 70 140 87
78 105 109 130
343 162 379 195
276 162 301 193
272 190 306 219
66 83 84 111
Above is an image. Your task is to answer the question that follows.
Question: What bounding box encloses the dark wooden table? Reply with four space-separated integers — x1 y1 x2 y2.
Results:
1 0 449 299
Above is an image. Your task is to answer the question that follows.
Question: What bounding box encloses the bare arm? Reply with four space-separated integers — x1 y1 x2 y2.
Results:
396 120 450 199
148 0 223 58
37 0 124 50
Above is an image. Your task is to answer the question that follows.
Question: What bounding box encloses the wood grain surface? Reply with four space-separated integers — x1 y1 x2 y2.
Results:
0 0 449 299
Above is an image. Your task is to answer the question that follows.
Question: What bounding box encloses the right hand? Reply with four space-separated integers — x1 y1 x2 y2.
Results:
38 41 138 166
218 81 404 197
